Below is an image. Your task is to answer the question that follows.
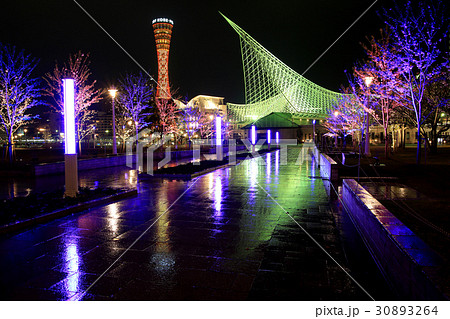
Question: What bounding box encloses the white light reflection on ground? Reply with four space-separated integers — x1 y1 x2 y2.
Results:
63 236 80 300
214 174 222 215
107 203 120 234
275 150 279 176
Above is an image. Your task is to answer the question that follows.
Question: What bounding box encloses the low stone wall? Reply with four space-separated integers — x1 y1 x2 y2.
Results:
319 153 338 182
34 146 249 176
34 155 136 176
342 179 447 300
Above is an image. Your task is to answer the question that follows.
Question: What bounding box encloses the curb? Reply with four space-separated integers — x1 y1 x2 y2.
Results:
0 189 138 235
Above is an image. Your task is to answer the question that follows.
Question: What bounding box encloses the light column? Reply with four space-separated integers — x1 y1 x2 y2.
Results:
216 116 223 161
63 78 78 197
251 125 256 153
109 89 118 155
267 129 271 150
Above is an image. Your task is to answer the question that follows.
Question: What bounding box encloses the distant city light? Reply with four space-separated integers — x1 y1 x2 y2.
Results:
267 129 271 144
63 79 76 155
216 116 222 146
251 125 256 145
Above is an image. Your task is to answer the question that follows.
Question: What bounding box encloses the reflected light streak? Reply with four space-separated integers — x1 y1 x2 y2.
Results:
266 152 271 181
275 150 279 175
107 203 120 233
64 237 80 300
214 174 222 215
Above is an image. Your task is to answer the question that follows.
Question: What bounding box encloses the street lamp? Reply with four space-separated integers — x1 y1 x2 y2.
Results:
334 111 339 148
312 119 316 144
364 76 373 156
108 89 118 155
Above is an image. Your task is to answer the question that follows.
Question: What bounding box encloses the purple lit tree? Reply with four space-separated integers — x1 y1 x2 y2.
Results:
381 0 449 164
44 51 102 154
0 44 41 162
355 29 404 158
423 64 450 154
118 72 153 144
324 85 365 149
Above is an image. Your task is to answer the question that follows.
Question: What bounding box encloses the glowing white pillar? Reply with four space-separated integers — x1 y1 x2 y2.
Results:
215 116 223 161
267 129 271 150
63 78 78 197
251 125 256 153
276 132 279 146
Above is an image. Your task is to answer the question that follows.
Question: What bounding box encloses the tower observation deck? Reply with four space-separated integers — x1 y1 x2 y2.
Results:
152 18 174 99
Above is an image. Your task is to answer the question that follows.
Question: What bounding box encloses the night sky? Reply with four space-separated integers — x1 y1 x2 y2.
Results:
1 0 392 105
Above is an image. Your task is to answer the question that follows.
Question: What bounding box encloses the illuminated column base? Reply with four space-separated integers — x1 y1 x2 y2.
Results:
216 145 223 161
65 154 78 197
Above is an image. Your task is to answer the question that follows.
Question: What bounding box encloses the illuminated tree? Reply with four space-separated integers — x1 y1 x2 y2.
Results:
423 64 450 153
0 44 41 162
381 0 449 164
325 85 364 149
355 29 404 158
115 103 134 152
155 97 179 143
43 51 102 154
118 72 153 143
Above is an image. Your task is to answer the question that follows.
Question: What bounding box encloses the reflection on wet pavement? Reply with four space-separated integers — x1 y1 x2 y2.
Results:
0 146 372 300
360 182 424 200
0 166 138 200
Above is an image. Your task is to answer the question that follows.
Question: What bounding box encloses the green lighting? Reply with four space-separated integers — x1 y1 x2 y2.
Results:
222 13 342 122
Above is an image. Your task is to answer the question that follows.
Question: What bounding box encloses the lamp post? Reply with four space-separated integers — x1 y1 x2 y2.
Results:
251 125 256 153
364 76 373 156
63 78 78 197
216 116 223 160
312 119 316 144
108 89 118 155
334 111 339 148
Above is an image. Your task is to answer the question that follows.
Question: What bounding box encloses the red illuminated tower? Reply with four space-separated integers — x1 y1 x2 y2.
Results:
152 18 174 99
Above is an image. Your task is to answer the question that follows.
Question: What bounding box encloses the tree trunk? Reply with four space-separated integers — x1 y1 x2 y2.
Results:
384 127 389 159
416 124 421 165
7 133 14 163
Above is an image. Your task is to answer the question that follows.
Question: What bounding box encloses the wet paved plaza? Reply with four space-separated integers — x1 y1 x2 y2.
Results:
0 146 374 300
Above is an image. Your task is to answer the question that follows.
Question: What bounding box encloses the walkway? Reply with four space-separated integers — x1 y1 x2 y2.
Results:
0 146 373 300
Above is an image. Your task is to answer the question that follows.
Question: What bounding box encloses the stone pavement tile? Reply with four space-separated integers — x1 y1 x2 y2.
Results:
209 257 260 275
175 269 237 290
52 252 115 275
49 272 132 299
231 273 256 292
17 269 69 290
5 287 75 301
111 279 169 300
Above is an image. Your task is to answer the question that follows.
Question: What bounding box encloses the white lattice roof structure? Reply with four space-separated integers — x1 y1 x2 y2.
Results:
222 13 342 122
